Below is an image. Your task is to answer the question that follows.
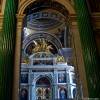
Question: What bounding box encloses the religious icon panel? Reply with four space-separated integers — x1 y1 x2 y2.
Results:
58 73 66 83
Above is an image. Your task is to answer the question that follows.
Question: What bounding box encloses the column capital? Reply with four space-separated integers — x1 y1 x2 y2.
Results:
69 14 77 26
16 14 25 28
16 14 25 20
0 14 3 29
91 13 100 30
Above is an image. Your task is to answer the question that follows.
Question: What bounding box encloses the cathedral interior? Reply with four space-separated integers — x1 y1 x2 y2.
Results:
0 0 100 100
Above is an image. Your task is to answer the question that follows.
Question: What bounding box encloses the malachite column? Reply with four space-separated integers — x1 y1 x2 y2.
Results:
74 0 100 98
0 0 18 99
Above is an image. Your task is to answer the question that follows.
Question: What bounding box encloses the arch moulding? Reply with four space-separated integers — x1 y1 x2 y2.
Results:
18 0 75 15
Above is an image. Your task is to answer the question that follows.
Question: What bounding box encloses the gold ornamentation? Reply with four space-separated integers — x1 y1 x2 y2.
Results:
56 55 65 62
32 39 53 53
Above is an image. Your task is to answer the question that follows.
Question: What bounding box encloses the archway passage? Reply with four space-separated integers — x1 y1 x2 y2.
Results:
19 0 77 100
36 77 51 100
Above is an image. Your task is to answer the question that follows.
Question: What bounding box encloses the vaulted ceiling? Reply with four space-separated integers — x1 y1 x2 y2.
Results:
1 0 100 13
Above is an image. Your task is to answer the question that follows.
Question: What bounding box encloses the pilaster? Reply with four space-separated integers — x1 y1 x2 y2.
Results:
53 69 58 100
12 15 25 100
69 14 88 98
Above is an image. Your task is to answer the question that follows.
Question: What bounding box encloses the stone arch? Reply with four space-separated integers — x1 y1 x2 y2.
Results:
18 0 75 15
34 74 52 85
36 77 50 85
35 75 52 100
23 32 62 55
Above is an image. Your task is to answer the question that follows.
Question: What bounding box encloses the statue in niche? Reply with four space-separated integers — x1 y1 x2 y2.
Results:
57 28 65 47
20 89 28 100
59 88 67 100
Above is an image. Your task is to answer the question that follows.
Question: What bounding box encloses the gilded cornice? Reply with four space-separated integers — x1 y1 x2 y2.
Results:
70 13 100 30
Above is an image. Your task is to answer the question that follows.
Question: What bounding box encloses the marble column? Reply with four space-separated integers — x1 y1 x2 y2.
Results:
74 0 100 97
0 0 18 100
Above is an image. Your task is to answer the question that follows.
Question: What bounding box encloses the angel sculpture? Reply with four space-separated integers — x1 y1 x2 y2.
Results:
32 39 53 53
